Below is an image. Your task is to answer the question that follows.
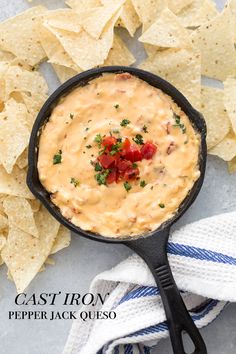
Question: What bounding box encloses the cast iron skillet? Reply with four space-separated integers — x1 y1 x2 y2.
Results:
27 66 207 354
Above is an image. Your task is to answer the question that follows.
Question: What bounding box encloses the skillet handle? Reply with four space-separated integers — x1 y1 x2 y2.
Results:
124 230 207 354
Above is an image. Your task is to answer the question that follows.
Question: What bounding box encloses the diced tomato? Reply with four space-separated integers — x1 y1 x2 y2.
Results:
106 168 117 184
123 167 139 180
141 142 157 160
117 159 132 172
116 73 132 80
123 144 143 162
102 136 117 151
98 154 116 169
122 138 131 151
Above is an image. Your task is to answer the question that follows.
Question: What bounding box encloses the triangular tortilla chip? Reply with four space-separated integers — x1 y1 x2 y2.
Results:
3 197 38 237
52 64 79 83
0 6 47 66
104 34 135 66
201 86 231 150
177 0 218 27
47 10 120 70
0 99 30 173
42 9 82 33
193 6 236 80
209 132 236 161
139 8 191 48
0 165 33 199
1 207 60 293
51 226 71 254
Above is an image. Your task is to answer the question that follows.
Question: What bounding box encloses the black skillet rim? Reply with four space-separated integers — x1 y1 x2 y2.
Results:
27 66 207 244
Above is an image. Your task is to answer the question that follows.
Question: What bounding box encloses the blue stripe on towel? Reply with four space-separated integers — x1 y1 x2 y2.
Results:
124 344 133 354
118 286 159 305
167 242 236 265
127 299 219 338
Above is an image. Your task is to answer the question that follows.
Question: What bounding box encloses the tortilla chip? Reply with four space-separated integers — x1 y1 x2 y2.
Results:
5 65 48 100
45 257 55 265
139 8 191 49
0 165 33 199
224 78 236 135
131 0 166 30
52 64 78 83
16 149 28 170
28 199 41 213
209 132 236 161
201 86 231 150
104 34 135 66
167 0 194 14
193 6 236 80
20 92 47 129
51 226 71 254
66 0 101 11
177 0 218 28
0 214 8 232
0 99 30 173
42 9 82 33
48 11 120 70
1 206 60 293
228 156 236 173
79 0 125 39
228 0 236 41
140 47 201 109
0 49 14 62
3 197 38 237
39 24 80 72
0 6 47 66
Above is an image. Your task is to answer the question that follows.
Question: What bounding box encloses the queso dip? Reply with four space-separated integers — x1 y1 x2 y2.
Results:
38 73 200 238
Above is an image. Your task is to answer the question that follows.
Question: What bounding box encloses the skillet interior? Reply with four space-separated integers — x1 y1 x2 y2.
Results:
27 66 207 243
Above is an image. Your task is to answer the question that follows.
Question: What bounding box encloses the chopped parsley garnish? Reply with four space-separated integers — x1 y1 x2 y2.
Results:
70 113 74 119
95 170 110 185
70 177 80 187
110 142 122 155
124 181 132 192
173 113 186 134
85 127 89 131
98 147 106 155
120 119 130 127
140 180 147 188
114 104 119 109
132 134 144 145
95 162 102 171
112 129 120 134
53 150 62 165
94 134 103 147
142 125 148 133
86 145 92 149
159 203 165 208
132 163 138 168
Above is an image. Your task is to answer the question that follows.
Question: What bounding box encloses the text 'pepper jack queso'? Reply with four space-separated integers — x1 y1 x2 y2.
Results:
38 73 200 237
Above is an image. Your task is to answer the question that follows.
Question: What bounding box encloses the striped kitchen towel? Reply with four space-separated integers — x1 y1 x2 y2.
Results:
63 211 236 354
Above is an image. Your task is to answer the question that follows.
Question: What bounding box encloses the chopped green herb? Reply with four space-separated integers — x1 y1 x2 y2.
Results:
86 145 92 149
173 113 186 134
142 125 148 133
94 133 102 147
120 119 130 127
98 147 106 155
53 150 62 165
140 180 147 188
85 127 89 131
132 163 138 168
112 129 120 134
70 113 74 119
124 181 132 192
133 134 144 145
110 142 122 155
95 169 110 185
159 203 165 208
114 104 119 109
70 177 80 187
95 162 102 171
150 186 154 190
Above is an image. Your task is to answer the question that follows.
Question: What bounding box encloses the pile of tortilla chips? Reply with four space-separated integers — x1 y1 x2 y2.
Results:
0 0 235 292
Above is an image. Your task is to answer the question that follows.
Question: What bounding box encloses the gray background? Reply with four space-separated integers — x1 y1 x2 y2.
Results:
0 0 236 353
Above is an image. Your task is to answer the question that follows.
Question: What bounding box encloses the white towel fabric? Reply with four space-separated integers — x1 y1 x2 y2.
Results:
63 211 236 354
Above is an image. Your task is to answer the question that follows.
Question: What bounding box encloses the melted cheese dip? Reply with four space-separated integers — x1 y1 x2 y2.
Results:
38 73 200 238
